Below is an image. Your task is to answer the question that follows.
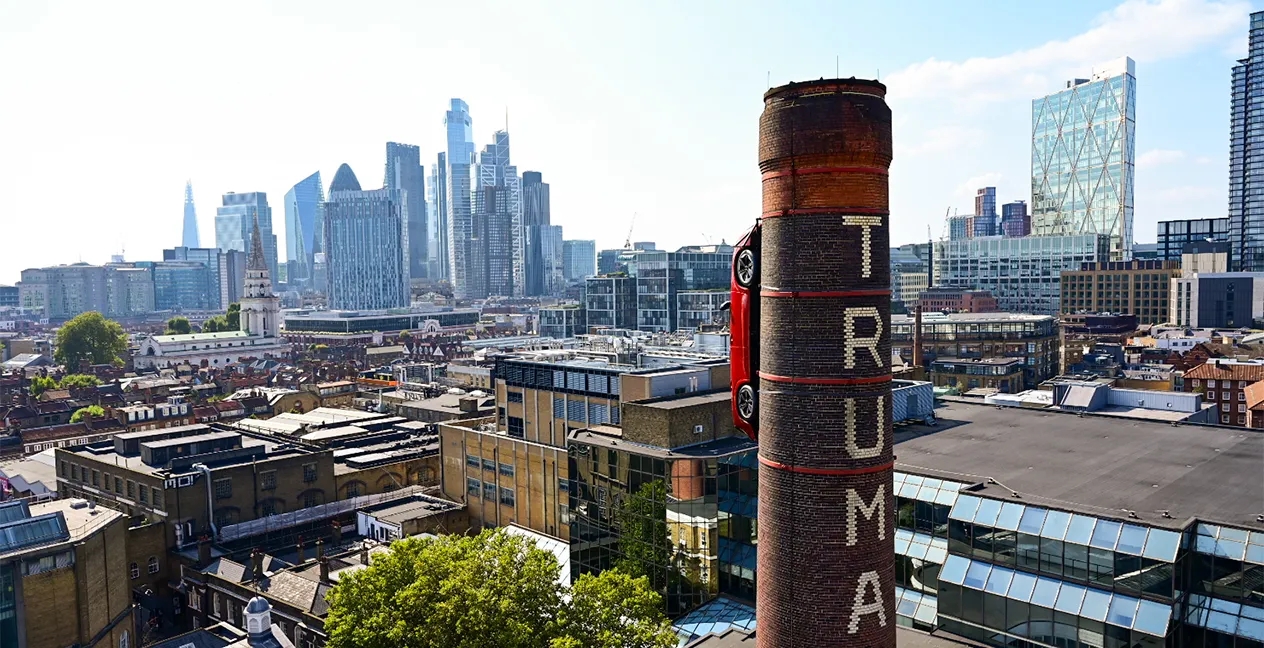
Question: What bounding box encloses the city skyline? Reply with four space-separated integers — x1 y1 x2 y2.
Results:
0 0 1251 283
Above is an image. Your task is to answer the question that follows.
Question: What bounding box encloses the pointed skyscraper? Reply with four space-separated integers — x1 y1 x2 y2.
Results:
182 181 200 248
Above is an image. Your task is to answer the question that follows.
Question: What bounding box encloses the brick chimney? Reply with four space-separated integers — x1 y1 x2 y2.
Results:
756 78 895 648
198 534 212 567
251 548 264 581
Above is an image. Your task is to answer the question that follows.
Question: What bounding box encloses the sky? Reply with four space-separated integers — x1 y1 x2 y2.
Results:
0 0 1253 284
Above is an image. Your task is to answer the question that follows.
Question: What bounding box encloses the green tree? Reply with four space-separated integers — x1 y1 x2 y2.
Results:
54 312 128 368
324 530 677 648
30 375 57 398
551 570 677 648
164 317 192 335
58 374 102 391
70 405 105 423
202 303 241 333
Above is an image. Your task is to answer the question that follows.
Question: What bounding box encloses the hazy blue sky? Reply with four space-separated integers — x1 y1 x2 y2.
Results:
0 0 1252 283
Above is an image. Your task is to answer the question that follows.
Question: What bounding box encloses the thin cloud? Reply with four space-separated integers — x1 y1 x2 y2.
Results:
886 0 1248 106
1137 149 1186 168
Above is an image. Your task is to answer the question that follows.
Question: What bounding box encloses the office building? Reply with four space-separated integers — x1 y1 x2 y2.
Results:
1155 217 1229 261
0 285 17 308
1001 200 1030 237
149 260 216 311
283 171 324 284
16 264 156 320
323 163 411 310
1170 272 1264 328
934 234 1110 314
282 309 480 341
563 239 597 283
222 249 246 306
446 100 477 298
165 246 226 310
918 287 998 314
0 499 135 648
949 214 973 241
182 180 200 248
476 130 524 296
676 290 729 331
1230 11 1264 271
892 312 1059 388
585 276 636 330
385 142 427 280
930 357 1025 393
1182 240 1231 276
538 304 585 338
528 224 564 296
427 153 449 281
974 187 997 237
523 172 556 296
216 191 278 282
625 244 732 332
1059 259 1183 325
1032 57 1135 260
891 244 931 308
597 249 623 275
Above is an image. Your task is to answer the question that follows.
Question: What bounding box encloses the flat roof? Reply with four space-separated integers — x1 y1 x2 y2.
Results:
140 431 239 449
360 495 461 524
569 429 756 459
68 435 286 476
632 390 729 410
895 401 1264 531
892 313 1054 324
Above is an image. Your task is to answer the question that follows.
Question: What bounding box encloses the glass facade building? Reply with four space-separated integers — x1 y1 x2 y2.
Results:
523 172 553 296
283 171 324 283
1031 58 1135 261
323 164 411 310
933 234 1110 315
563 240 597 283
975 187 998 237
1002 201 1031 238
528 224 564 296
215 191 277 282
145 260 215 311
1230 12 1264 272
584 276 637 330
164 247 224 310
446 99 477 298
182 181 200 248
428 153 449 281
626 246 732 332
1156 218 1230 261
386 142 427 280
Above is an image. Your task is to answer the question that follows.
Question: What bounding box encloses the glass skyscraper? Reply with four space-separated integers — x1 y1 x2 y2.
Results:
215 192 278 282
974 187 998 237
385 142 427 280
427 153 449 281
1230 11 1264 271
323 163 410 310
283 171 324 283
1031 57 1135 261
477 130 524 297
446 99 477 298
182 181 200 248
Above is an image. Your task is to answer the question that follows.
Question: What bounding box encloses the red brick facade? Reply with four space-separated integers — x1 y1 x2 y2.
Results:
756 79 895 648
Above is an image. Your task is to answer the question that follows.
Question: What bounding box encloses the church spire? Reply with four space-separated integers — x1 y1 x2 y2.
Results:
248 214 267 273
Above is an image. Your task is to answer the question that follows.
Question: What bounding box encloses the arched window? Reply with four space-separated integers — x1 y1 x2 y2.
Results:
148 556 159 574
129 562 139 579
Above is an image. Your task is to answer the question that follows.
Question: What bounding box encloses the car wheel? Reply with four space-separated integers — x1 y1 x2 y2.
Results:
736 383 756 422
735 249 756 288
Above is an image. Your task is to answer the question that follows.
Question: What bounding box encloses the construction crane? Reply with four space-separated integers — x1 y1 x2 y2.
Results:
624 212 637 249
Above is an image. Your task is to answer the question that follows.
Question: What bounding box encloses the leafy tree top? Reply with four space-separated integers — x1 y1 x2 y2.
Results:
54 312 127 369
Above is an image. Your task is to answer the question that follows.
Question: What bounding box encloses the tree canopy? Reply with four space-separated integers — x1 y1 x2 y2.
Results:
58 374 102 391
70 405 105 423
54 312 127 368
202 303 240 333
164 317 192 335
29 375 57 398
324 530 677 648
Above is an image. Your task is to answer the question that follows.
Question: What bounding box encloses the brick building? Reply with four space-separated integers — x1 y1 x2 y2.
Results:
1183 360 1264 426
917 287 998 313
0 499 135 648
892 312 1059 389
929 357 1026 393
1246 381 1264 428
1060 259 1183 325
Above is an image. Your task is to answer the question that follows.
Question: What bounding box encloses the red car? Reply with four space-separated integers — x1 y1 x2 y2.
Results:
729 222 760 441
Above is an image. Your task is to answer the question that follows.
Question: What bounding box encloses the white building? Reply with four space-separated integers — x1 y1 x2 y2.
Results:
135 217 286 370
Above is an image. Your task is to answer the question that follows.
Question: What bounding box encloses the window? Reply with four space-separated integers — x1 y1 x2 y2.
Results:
499 462 515 477
214 478 232 500
1240 404 1247 413
303 491 321 508
467 478 480 497
346 482 363 498
152 490 162 509
59 460 67 477
500 487 516 507
126 480 135 498
92 470 100 487
466 453 480 468
147 556 159 574
552 396 565 419
508 416 524 438
303 463 317 483
1240 392 1247 401
483 482 496 500
1223 403 1231 412
114 477 122 493
482 458 495 472
1222 415 1230 424
1208 380 1216 388
261 500 279 517
130 562 139 579
139 485 149 504
260 471 277 491
507 390 524 404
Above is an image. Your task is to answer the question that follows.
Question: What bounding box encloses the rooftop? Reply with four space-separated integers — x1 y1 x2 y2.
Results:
892 312 1054 324
151 330 251 343
569 428 756 459
895 401 1264 530
359 494 463 525
633 389 730 410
